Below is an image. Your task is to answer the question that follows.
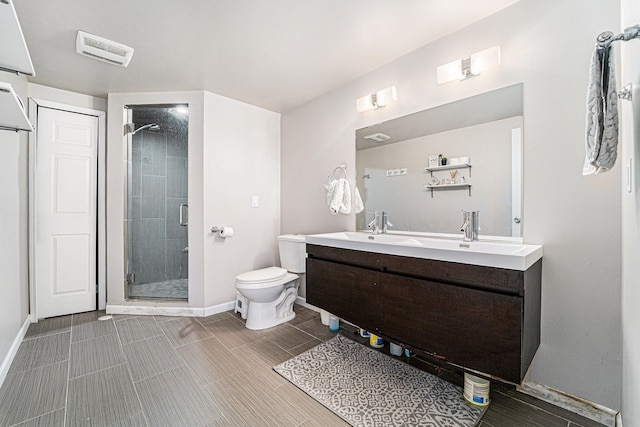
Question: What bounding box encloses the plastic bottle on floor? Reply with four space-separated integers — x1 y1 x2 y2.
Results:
329 316 340 332
369 334 384 348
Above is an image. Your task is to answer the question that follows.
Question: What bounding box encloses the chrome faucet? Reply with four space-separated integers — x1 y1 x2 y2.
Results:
460 210 480 242
367 211 380 234
381 211 393 234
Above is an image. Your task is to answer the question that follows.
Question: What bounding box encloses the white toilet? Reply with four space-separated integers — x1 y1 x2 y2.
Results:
235 234 305 330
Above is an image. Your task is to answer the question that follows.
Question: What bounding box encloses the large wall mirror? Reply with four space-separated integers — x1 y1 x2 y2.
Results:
356 83 524 239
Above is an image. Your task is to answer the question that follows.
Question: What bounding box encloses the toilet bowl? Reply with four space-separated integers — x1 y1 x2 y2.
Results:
235 234 305 330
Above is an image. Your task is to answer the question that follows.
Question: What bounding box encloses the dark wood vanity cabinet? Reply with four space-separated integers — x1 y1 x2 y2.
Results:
305 257 379 330
306 244 542 384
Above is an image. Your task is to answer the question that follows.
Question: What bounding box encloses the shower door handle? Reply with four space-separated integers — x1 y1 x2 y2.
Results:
179 203 188 226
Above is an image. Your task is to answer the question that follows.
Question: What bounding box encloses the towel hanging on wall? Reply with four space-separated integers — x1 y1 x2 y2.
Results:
326 178 351 214
583 45 619 175
325 163 352 215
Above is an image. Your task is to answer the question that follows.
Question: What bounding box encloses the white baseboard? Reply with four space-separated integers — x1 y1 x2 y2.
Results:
295 296 318 311
107 301 236 318
107 304 206 317
203 301 236 317
0 316 31 388
107 297 312 319
519 379 619 427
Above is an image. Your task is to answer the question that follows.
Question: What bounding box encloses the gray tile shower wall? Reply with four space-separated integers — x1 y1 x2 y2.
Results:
166 156 187 199
133 218 165 284
140 175 165 218
168 130 188 158
165 239 184 280
140 131 166 176
129 115 189 288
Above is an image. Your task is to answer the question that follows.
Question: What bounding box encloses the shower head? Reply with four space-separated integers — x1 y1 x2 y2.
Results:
124 122 161 135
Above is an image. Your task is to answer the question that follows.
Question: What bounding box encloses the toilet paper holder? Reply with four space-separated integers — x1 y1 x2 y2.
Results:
211 226 234 238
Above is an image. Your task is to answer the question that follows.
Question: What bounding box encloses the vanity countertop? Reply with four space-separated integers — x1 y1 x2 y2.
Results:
305 231 543 271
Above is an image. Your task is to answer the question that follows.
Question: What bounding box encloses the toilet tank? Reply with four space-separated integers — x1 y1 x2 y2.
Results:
277 234 306 273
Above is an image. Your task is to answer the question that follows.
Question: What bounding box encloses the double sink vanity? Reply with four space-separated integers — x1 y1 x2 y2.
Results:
312 83 542 384
305 231 543 384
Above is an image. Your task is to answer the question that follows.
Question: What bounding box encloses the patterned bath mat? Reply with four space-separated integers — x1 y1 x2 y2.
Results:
273 335 486 427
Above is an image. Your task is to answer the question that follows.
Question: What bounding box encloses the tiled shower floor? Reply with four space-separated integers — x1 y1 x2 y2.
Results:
0 306 606 426
128 278 188 300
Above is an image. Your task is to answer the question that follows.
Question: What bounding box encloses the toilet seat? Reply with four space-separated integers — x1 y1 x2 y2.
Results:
236 266 287 286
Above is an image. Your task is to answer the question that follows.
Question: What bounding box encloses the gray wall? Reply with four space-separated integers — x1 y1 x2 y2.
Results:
281 0 622 410
0 81 106 380
0 72 30 378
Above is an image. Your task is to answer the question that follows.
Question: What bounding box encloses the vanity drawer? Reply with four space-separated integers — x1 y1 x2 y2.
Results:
379 272 523 383
381 252 526 295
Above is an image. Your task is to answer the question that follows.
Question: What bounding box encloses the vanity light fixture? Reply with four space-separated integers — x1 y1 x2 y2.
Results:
356 86 397 112
436 46 501 84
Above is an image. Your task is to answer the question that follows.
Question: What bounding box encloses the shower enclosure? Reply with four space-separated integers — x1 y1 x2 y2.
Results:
124 104 189 300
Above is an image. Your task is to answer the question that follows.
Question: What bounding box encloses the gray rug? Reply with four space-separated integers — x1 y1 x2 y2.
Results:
274 335 486 427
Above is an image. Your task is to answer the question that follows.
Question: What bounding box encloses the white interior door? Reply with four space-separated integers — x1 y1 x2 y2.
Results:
35 107 98 318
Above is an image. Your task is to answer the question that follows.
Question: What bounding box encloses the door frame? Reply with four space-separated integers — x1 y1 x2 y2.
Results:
28 98 106 321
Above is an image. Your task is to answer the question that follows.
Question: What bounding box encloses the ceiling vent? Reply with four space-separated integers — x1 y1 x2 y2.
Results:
75 31 134 67
363 132 391 143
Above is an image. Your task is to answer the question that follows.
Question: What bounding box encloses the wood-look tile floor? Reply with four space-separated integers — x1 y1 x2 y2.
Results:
0 305 606 427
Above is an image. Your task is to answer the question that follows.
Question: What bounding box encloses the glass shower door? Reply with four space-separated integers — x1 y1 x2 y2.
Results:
124 104 189 300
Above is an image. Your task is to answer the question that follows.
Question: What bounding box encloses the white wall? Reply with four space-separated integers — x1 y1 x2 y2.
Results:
202 92 281 307
282 0 622 410
0 72 30 374
29 83 107 111
620 0 640 424
107 91 281 312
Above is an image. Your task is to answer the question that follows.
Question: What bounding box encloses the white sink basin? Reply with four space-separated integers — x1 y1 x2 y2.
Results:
305 231 543 271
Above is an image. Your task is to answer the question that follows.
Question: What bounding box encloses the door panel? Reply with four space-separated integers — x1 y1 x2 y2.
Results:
36 107 98 318
52 234 90 294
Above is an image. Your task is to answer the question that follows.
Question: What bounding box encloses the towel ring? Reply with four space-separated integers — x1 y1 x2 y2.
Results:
329 163 347 180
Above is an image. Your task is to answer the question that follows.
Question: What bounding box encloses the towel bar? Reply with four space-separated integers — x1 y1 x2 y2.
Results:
328 163 347 180
596 23 640 49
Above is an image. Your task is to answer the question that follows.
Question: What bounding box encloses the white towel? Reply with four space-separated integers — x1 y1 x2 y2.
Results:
326 178 351 215
325 179 336 208
340 180 352 214
354 186 364 213
583 45 619 175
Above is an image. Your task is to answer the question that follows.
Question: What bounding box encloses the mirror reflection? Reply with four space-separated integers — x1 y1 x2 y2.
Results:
355 84 524 238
